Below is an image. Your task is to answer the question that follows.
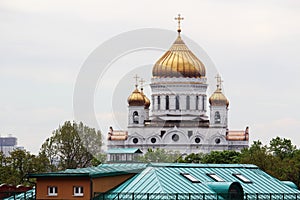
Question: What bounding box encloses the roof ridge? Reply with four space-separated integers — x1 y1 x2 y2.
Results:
153 167 167 194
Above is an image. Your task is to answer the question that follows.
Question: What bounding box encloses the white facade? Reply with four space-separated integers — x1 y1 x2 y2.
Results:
108 31 249 155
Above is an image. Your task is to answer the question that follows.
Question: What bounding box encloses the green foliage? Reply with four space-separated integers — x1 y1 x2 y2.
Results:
137 148 181 163
180 137 300 188
0 121 105 186
269 136 296 160
239 141 274 172
179 151 240 164
179 153 204 163
39 121 104 170
202 150 240 164
0 149 50 186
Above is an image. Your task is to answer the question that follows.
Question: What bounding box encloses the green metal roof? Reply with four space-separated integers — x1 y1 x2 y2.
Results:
106 148 143 154
28 163 300 199
101 163 300 200
29 163 147 178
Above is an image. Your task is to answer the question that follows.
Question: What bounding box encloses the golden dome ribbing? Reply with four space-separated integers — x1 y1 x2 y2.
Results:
209 87 229 107
152 35 206 78
127 88 145 106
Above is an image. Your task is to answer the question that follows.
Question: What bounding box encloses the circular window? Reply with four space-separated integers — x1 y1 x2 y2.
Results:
215 138 221 144
133 138 138 144
195 137 201 143
151 138 157 143
172 134 179 142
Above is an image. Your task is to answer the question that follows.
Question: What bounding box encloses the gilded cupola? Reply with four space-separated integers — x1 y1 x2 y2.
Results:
209 75 229 108
141 89 150 109
152 15 206 78
128 77 151 108
127 86 145 107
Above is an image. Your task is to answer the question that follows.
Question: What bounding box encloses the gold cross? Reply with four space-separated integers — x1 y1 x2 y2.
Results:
174 14 184 33
139 78 145 88
215 74 223 89
134 74 139 87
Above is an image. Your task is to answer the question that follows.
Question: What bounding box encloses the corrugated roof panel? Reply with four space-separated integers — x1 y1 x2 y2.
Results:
29 163 148 178
104 163 300 199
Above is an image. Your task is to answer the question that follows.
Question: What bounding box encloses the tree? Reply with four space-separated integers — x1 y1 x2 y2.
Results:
138 148 181 163
202 150 240 164
40 121 104 170
179 153 204 163
179 151 240 164
269 137 296 160
0 149 50 186
239 141 275 172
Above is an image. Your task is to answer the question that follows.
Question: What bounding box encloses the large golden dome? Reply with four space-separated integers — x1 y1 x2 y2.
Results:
127 88 145 106
152 34 206 78
209 87 229 108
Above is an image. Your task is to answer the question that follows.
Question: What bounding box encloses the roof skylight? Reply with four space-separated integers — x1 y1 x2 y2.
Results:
207 173 225 182
180 173 200 183
233 173 252 183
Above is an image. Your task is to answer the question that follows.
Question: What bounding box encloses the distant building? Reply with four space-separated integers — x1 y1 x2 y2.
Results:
0 135 24 156
28 163 300 200
106 148 143 162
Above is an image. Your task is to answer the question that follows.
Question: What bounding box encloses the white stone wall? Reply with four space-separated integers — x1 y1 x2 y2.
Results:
128 106 146 127
150 77 208 117
109 76 248 157
210 105 228 128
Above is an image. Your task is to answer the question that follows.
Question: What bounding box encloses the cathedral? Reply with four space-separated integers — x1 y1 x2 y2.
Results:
107 15 249 160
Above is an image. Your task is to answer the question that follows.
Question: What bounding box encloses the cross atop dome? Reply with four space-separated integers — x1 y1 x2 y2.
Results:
174 14 184 33
133 74 139 88
215 74 223 90
139 78 145 89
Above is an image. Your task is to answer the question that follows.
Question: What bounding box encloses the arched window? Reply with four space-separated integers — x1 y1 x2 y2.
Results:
214 111 221 124
166 95 169 110
157 96 160 110
186 96 190 110
175 95 180 110
196 96 199 110
133 111 139 124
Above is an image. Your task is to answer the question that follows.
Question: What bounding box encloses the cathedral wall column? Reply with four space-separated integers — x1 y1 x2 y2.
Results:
169 95 175 110
203 95 207 112
180 94 186 111
190 95 196 110
153 95 158 111
161 95 166 111
199 95 203 111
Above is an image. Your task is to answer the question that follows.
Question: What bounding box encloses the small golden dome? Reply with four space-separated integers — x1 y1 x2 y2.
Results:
127 88 145 106
152 35 206 78
209 88 229 107
141 89 151 109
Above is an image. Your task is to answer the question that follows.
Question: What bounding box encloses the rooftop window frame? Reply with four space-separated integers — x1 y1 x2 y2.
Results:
233 173 252 183
180 172 201 183
206 173 225 182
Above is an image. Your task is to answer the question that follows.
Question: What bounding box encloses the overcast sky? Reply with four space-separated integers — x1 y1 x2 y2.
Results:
1 0 300 154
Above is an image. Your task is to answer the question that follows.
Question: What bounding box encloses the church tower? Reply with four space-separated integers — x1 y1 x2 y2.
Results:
127 76 151 127
151 14 208 120
209 75 229 128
